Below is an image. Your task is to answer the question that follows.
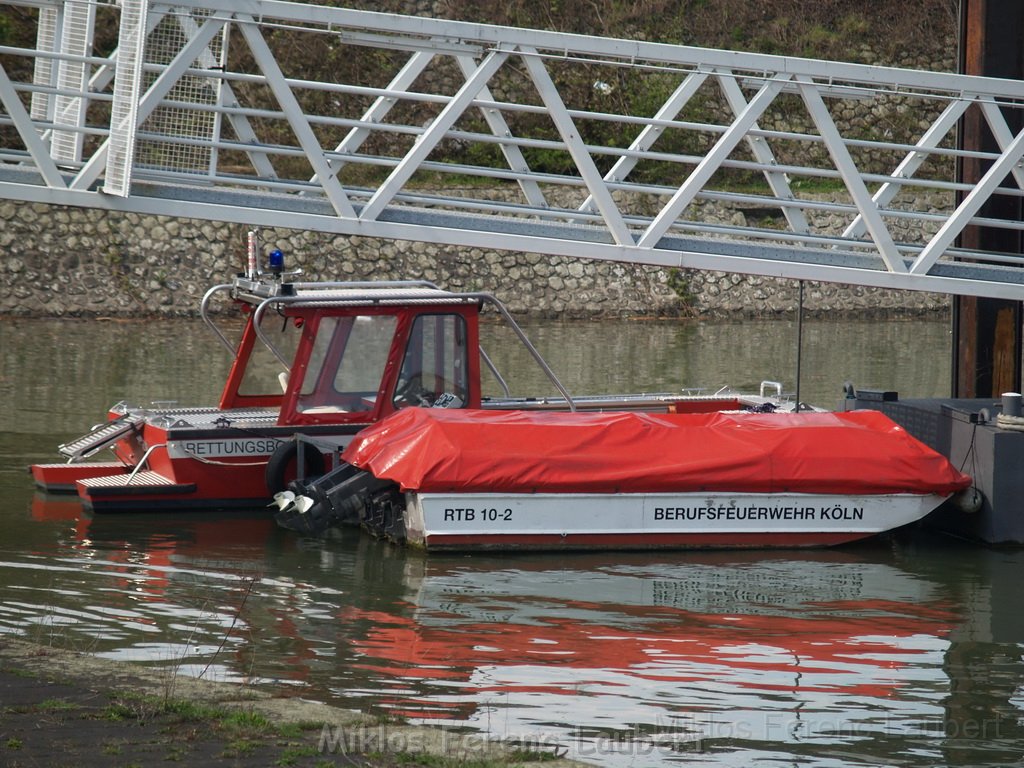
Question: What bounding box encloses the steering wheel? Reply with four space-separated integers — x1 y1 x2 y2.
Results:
394 374 433 407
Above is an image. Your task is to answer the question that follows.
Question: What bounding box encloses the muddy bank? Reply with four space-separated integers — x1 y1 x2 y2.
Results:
0 637 577 767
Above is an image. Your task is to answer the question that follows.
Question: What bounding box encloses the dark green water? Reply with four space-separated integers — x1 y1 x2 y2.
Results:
2 315 1022 767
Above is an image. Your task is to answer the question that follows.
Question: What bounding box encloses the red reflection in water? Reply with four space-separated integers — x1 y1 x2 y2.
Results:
342 590 955 720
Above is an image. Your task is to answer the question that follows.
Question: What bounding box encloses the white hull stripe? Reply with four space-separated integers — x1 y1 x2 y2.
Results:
407 492 947 539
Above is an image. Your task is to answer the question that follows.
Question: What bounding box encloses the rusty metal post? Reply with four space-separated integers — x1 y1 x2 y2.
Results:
954 0 1024 397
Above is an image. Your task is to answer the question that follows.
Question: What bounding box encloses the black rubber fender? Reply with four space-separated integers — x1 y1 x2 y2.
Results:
265 440 326 494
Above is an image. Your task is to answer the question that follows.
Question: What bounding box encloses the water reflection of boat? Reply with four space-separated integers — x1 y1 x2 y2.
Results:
21 494 316 682
30 493 83 522
342 550 959 754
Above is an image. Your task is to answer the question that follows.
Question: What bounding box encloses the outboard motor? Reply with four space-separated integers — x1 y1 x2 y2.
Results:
274 461 402 539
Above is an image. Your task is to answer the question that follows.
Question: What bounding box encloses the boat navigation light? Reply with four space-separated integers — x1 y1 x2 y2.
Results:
268 249 285 275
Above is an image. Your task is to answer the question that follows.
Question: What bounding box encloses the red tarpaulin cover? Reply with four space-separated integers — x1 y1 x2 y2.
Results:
342 408 972 496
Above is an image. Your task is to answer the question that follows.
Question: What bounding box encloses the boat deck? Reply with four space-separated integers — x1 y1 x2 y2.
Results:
125 405 281 429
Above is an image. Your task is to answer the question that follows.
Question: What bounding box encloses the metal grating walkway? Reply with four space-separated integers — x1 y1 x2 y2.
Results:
3 0 1024 298
78 470 179 488
58 414 143 460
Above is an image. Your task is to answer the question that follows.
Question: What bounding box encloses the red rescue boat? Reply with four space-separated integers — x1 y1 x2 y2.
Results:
275 407 972 550
32 233 974 548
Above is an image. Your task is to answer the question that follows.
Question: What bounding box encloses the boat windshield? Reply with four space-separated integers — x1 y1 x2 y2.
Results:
296 314 397 414
238 312 302 397
393 313 469 408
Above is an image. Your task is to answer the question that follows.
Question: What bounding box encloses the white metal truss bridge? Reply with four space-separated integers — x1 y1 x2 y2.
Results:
3 0 1024 299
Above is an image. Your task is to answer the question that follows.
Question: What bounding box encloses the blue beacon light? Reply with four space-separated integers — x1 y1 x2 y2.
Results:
268 248 285 275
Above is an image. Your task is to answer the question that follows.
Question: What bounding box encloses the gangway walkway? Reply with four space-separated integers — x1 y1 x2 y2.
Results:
3 0 1024 298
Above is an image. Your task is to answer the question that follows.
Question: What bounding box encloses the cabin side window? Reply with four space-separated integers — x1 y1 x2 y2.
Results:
296 315 397 414
393 314 469 408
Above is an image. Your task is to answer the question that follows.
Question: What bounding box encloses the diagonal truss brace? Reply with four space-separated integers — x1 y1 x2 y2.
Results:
797 75 906 273
171 12 278 181
577 69 710 216
521 47 633 245
360 48 511 222
911 125 1024 275
237 15 355 218
310 49 434 189
639 75 789 248
454 54 548 209
716 73 810 236
979 99 1024 192
842 98 971 241
0 60 67 187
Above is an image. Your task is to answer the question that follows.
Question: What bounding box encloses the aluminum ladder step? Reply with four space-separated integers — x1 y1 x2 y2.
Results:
58 415 144 460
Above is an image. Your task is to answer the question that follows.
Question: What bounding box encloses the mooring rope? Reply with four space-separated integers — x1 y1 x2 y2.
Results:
183 452 269 467
996 413 1024 431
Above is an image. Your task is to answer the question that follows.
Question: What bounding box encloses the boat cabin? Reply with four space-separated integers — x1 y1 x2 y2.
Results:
213 281 484 426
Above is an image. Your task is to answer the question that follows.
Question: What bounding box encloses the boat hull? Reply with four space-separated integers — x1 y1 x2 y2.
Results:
32 417 362 513
403 491 951 551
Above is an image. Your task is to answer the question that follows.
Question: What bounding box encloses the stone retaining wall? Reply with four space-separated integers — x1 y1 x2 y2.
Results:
0 196 951 319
